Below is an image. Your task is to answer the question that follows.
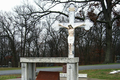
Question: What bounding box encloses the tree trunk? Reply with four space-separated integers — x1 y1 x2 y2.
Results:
104 25 112 63
101 0 113 63
9 37 18 67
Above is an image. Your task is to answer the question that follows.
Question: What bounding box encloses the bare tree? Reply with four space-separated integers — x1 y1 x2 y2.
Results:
0 12 18 67
14 4 41 57
86 0 120 63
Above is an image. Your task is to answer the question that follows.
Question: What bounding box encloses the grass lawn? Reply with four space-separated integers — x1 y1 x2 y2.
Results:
79 68 120 80
0 68 21 71
0 65 120 80
0 74 21 80
0 69 120 80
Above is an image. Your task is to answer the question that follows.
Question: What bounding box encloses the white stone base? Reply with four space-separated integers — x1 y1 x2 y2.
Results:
60 73 87 78
78 74 87 78
68 54 74 58
20 57 79 80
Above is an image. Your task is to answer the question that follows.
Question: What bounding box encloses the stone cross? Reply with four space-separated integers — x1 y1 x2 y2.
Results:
59 3 85 58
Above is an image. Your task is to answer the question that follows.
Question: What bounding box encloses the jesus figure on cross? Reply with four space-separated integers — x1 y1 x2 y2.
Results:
59 24 85 57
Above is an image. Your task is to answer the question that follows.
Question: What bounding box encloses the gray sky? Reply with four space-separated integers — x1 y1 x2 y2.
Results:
0 0 119 11
0 0 119 30
0 0 35 11
0 0 22 11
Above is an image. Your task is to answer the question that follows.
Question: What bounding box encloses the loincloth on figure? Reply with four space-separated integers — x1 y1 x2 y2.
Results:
68 36 74 44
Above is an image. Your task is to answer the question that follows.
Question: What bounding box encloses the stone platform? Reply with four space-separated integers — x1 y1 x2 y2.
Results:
20 57 79 80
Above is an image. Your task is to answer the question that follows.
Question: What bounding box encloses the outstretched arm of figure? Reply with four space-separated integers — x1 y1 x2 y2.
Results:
58 24 69 29
74 24 85 29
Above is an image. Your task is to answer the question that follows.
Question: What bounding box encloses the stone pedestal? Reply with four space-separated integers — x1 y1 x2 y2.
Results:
67 63 78 80
21 63 35 80
20 57 79 80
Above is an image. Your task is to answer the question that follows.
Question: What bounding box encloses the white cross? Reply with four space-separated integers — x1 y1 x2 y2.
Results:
59 3 85 58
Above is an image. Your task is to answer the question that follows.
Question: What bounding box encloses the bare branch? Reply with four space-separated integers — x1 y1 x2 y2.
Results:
112 15 120 23
52 0 100 3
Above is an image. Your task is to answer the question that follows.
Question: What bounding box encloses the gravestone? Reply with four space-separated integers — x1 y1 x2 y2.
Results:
8 61 12 67
116 55 120 63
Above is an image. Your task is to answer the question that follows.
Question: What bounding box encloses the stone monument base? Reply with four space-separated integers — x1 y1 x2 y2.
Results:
20 57 79 80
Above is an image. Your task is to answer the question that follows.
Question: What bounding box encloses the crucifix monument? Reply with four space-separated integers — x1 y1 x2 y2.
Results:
58 3 88 80
59 3 85 58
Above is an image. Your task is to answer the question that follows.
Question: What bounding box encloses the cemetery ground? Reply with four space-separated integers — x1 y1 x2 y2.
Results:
0 65 120 80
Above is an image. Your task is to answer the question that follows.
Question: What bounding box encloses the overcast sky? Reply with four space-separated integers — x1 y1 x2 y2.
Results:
0 0 119 31
0 0 21 11
0 0 120 11
0 0 35 11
